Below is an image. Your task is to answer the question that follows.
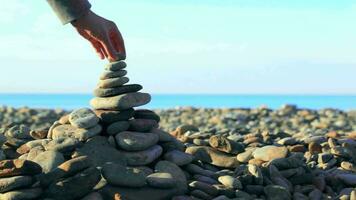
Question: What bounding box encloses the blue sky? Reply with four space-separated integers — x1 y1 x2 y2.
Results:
0 0 355 94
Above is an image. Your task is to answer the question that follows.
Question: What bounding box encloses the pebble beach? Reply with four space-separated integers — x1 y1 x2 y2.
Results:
0 105 355 200
0 60 355 200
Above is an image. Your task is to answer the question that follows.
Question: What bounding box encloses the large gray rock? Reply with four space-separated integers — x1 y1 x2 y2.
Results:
264 185 291 200
119 145 162 166
69 108 99 129
32 150 65 173
52 124 102 141
90 92 151 111
73 136 126 167
5 125 32 139
115 131 159 151
94 84 142 97
102 163 146 187
44 167 101 200
43 137 81 153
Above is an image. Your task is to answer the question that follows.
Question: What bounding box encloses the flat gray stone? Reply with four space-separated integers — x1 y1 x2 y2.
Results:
106 121 130 135
115 131 159 151
102 163 146 187
119 145 162 166
90 92 151 111
0 176 33 193
253 145 288 162
146 172 176 188
100 70 127 80
69 108 99 129
105 61 127 71
94 84 143 97
97 77 129 88
94 109 134 124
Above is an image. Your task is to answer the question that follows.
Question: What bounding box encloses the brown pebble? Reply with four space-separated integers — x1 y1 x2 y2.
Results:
248 158 264 166
308 142 322 154
289 144 306 152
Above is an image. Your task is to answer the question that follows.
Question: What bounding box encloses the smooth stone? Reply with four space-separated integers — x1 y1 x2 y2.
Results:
190 189 213 199
218 175 242 189
129 119 158 132
151 128 175 142
94 84 142 97
90 92 151 111
97 77 129 88
209 135 244 154
32 150 65 173
45 167 101 200
0 159 42 178
100 69 127 80
264 185 291 200
52 124 102 141
0 134 6 146
69 108 99 129
38 156 92 187
133 109 161 123
163 150 193 166
119 145 162 166
102 163 146 187
115 131 159 151
248 164 263 185
94 109 134 124
155 161 187 193
0 188 42 200
104 60 127 71
43 137 81 153
185 146 239 168
73 136 126 167
29 129 48 139
106 121 130 135
26 146 45 161
47 121 61 139
0 176 33 193
5 125 32 139
146 172 176 188
252 145 288 162
236 149 255 163
188 181 218 197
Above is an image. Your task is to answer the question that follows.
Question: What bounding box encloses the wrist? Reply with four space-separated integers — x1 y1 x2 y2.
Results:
71 9 92 27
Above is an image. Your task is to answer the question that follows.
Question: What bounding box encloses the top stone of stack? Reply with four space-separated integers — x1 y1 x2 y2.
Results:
90 61 151 110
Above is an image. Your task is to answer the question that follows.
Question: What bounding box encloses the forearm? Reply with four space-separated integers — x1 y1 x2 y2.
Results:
47 0 91 25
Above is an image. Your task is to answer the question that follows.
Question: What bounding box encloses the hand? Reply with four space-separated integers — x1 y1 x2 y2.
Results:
71 10 126 61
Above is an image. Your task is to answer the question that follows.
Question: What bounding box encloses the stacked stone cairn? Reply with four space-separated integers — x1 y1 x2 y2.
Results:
0 60 192 200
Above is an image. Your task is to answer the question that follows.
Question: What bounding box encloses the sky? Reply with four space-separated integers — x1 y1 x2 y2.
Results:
0 0 355 94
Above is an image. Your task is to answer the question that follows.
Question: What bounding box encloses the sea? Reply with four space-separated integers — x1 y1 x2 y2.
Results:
0 94 355 111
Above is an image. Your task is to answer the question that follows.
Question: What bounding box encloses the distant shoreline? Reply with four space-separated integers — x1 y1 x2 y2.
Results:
0 94 355 110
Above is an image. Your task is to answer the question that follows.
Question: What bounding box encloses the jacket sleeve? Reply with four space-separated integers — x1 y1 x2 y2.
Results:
47 0 91 25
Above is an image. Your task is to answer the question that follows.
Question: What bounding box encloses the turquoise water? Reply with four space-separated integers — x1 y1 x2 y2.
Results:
0 94 355 110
